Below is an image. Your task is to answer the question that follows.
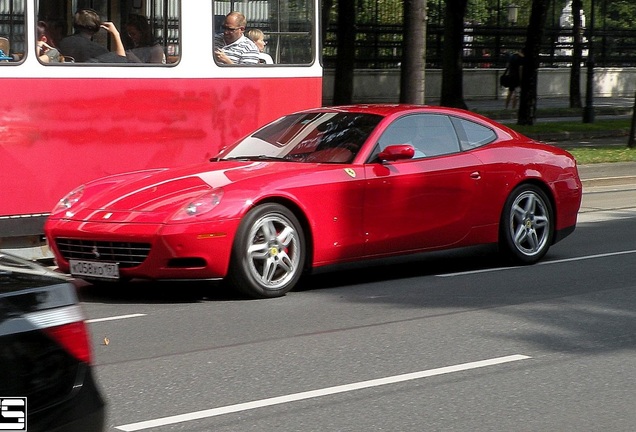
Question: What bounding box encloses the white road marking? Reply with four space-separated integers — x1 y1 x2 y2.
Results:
438 249 636 277
115 354 530 431
87 313 146 323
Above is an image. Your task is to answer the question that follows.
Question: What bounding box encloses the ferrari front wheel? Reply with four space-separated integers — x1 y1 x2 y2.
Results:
499 184 554 264
228 203 305 299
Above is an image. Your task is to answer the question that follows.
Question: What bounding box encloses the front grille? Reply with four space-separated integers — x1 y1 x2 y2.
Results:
55 239 151 268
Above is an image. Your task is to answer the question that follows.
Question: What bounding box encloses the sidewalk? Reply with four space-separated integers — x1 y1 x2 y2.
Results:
578 161 636 188
465 95 635 113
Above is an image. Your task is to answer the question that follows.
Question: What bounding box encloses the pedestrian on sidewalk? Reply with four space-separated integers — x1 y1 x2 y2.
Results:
501 49 525 109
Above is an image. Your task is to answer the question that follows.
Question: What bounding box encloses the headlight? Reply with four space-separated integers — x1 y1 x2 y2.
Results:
51 185 85 216
170 189 224 221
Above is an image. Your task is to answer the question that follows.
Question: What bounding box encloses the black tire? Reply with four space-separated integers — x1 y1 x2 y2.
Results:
228 203 305 298
499 184 554 264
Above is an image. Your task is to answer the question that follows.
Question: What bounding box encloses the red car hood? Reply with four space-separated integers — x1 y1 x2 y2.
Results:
61 161 329 224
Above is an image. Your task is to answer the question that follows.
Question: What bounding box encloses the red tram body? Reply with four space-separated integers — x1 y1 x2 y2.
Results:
0 0 322 254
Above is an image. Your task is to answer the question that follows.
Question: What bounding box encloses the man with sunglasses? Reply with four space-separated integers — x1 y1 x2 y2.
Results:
214 12 259 65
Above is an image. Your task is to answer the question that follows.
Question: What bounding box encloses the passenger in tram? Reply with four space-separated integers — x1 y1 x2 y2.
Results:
214 12 259 65
48 20 67 49
246 29 273 64
124 14 165 64
58 8 127 63
0 36 12 61
37 21 62 63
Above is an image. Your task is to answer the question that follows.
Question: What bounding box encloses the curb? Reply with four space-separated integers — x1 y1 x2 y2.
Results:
581 176 636 188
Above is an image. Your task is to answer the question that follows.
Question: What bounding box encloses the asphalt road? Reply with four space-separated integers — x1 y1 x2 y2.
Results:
78 187 636 432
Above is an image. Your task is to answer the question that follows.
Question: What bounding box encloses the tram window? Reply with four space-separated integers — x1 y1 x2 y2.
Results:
36 0 181 65
0 0 26 63
213 0 314 66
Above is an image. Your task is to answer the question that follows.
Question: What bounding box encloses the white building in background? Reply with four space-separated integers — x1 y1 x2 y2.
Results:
557 0 587 58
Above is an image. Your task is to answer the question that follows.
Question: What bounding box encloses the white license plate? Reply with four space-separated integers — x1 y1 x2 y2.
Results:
70 260 120 280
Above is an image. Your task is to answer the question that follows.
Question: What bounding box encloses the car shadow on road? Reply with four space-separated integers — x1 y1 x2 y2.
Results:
76 279 247 304
74 244 507 303
296 244 505 292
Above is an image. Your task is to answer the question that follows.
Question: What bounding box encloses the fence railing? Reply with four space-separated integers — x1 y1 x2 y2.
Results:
323 24 636 70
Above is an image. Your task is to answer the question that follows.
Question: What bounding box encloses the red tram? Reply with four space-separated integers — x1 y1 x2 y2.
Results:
0 0 322 256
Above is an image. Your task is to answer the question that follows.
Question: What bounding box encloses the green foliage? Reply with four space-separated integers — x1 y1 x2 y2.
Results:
329 0 634 33
569 147 636 164
509 118 631 135
461 0 635 29
603 0 636 29
329 0 403 24
465 0 533 26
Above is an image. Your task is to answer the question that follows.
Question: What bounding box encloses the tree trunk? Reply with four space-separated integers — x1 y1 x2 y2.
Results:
332 1 355 105
518 0 550 125
570 0 583 109
439 0 468 109
400 0 427 104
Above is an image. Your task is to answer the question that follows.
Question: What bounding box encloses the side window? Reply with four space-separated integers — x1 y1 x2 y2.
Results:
36 0 180 65
377 115 418 152
213 0 314 65
0 0 26 64
451 117 497 151
377 114 460 159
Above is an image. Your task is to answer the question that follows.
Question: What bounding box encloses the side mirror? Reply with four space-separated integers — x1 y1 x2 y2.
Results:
378 144 415 162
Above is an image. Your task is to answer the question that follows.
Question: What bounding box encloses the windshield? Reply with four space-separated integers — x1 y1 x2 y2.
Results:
221 112 383 163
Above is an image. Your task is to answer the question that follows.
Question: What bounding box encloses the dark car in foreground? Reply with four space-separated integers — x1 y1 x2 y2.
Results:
0 251 104 432
45 105 582 299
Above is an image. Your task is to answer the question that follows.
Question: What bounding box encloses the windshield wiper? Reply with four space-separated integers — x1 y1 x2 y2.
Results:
221 155 290 162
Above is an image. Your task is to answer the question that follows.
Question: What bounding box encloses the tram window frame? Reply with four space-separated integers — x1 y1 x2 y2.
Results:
35 0 181 66
0 0 26 65
213 0 315 66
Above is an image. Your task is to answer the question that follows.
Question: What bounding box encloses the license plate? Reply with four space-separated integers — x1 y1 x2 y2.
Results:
70 260 120 280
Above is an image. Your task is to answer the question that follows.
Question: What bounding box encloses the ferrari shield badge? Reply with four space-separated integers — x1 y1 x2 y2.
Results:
344 168 356 178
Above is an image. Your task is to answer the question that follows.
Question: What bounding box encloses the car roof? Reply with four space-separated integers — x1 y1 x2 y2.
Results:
294 104 516 138
298 104 471 117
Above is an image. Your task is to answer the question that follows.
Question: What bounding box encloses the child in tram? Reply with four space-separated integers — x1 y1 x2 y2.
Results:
246 28 273 64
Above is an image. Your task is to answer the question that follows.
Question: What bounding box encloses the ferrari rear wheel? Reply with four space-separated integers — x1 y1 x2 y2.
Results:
499 184 554 264
229 203 305 299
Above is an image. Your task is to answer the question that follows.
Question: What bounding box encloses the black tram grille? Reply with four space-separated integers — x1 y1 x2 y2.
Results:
55 239 151 268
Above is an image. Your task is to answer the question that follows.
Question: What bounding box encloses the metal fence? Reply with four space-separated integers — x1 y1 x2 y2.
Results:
323 1 636 70
323 23 636 70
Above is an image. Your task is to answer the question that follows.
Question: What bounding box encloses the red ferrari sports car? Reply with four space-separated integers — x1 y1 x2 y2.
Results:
45 105 582 298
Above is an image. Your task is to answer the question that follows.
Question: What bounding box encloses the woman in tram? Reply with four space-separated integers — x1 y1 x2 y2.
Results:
125 14 165 64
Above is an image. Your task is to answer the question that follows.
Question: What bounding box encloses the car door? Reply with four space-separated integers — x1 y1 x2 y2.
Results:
362 113 485 257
